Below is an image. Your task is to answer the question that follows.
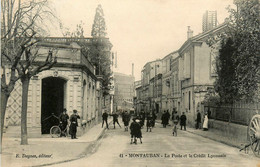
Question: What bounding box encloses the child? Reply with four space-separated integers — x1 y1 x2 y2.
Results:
172 119 178 136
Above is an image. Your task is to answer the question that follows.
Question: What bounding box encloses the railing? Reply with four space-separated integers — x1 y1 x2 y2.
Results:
204 101 260 126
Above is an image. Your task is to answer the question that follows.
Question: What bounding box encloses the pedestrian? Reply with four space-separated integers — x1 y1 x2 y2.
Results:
180 112 187 131
140 110 145 127
122 111 131 131
172 119 178 136
111 112 121 129
130 118 138 144
196 110 201 129
165 110 170 126
161 111 167 128
152 111 157 127
59 108 69 137
146 114 153 132
69 110 80 139
203 113 208 131
102 110 109 129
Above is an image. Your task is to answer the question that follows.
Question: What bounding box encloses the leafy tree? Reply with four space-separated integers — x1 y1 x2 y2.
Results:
1 0 57 146
91 4 107 37
227 0 260 101
214 38 238 103
207 0 260 102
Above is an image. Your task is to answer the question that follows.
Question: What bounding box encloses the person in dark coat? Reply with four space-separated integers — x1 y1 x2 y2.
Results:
180 112 187 131
111 112 121 129
161 111 168 128
59 108 69 137
196 110 201 129
122 111 131 131
102 110 109 129
152 111 157 127
140 111 146 127
146 114 153 132
165 110 170 126
130 118 142 144
69 110 80 139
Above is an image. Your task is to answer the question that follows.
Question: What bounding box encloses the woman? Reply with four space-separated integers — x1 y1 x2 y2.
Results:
203 113 208 131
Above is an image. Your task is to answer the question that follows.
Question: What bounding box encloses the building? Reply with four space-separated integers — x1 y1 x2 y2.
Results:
113 72 135 112
134 80 142 114
3 37 113 137
161 51 179 113
202 11 217 32
138 23 227 125
141 59 162 113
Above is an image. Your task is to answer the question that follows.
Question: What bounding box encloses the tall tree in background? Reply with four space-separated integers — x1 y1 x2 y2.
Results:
91 4 107 37
90 4 112 94
1 0 57 146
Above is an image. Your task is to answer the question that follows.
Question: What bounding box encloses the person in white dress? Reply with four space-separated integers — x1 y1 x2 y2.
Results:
203 113 208 131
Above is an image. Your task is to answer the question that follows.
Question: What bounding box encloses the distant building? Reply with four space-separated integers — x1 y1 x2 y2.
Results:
202 11 217 32
113 72 135 112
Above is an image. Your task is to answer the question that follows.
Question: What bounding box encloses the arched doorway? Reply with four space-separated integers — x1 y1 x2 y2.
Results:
41 77 67 134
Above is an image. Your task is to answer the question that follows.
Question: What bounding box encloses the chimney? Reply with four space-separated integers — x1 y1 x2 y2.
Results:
132 63 134 76
187 26 193 39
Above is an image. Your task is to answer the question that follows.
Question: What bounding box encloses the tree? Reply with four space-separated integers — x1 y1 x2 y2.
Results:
214 38 238 103
90 5 112 94
1 0 57 146
228 0 260 101
207 0 260 102
91 4 107 37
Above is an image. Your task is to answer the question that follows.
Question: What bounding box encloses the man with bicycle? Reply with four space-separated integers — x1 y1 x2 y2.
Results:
59 109 69 137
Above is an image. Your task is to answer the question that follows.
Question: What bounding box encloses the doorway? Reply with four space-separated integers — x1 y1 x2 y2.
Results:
41 77 67 134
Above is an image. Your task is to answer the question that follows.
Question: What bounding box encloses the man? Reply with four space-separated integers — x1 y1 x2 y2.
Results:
122 111 130 131
69 110 80 139
196 110 201 129
180 112 187 131
111 112 121 129
59 109 69 137
102 110 109 129
161 111 167 128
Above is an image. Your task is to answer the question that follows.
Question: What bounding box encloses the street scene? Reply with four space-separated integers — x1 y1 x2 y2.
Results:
1 0 260 167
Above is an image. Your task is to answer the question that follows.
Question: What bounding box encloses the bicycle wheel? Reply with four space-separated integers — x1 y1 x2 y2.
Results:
50 126 61 138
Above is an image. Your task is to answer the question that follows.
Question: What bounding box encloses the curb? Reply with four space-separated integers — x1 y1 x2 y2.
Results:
185 129 241 149
31 119 113 167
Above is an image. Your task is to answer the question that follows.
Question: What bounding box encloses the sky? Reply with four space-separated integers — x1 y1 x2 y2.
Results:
49 0 234 81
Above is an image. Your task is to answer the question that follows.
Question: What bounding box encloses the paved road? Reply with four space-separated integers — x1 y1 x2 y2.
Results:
51 122 259 167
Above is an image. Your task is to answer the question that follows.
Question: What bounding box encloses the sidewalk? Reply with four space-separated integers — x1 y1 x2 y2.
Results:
1 118 112 167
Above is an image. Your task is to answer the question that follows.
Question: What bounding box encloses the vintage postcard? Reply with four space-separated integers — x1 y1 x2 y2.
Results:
1 0 260 167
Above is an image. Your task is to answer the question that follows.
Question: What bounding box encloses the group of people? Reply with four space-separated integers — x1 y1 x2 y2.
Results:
59 109 80 139
195 110 209 131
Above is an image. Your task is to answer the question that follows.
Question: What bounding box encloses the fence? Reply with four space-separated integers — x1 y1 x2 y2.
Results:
204 101 260 126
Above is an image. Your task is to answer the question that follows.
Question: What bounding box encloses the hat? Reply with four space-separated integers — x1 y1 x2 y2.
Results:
73 110 77 113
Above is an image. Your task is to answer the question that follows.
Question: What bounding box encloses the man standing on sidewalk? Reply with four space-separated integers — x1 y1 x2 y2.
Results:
196 110 201 129
69 110 80 139
102 110 109 129
59 108 69 137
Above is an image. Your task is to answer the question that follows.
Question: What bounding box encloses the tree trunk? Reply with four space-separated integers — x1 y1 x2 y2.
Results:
1 92 9 153
21 76 30 145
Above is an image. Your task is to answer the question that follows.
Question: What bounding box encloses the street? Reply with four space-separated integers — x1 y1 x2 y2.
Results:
50 121 259 167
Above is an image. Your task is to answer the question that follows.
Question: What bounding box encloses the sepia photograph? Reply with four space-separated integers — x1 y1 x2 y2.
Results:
1 0 260 166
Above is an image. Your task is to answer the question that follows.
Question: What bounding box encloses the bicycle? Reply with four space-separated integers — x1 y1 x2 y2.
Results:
42 113 68 138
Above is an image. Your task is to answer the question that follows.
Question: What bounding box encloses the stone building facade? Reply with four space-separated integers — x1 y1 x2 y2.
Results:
136 23 227 125
113 72 135 112
4 37 112 137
